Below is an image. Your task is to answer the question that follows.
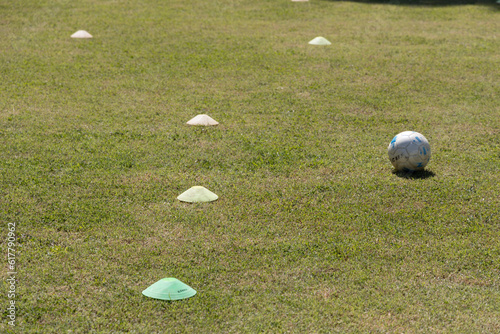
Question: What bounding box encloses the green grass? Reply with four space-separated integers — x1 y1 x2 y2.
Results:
1 0 499 332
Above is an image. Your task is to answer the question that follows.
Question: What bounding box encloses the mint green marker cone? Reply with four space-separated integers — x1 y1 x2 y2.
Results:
142 277 196 301
177 186 218 203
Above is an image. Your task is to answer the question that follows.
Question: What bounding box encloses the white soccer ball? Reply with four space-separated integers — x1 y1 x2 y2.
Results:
388 131 431 171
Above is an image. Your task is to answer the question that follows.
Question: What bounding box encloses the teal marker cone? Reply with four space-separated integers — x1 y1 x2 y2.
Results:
142 277 196 301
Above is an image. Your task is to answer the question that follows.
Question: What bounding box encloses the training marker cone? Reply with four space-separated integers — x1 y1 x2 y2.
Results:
186 114 219 126
142 278 196 301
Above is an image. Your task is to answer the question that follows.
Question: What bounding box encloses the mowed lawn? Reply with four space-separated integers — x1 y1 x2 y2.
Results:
1 0 499 332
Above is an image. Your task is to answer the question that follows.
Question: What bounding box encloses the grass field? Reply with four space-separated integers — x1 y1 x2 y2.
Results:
1 0 499 332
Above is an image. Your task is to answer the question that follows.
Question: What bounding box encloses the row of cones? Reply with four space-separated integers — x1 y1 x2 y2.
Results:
71 30 331 45
182 115 219 201
147 189 217 299
97 14 323 299
145 115 219 298
146 119 217 298
147 114 221 298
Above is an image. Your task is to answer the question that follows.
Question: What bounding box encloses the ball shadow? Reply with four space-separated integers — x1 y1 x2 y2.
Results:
392 169 436 179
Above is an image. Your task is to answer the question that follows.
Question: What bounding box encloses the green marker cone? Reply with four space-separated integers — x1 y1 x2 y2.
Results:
308 37 331 45
142 277 196 301
177 186 218 203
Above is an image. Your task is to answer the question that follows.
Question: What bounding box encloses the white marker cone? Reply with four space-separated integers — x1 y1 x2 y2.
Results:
177 186 218 203
71 30 93 39
308 37 331 45
186 114 219 126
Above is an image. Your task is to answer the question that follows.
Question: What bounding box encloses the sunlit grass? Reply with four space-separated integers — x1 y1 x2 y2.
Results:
1 0 499 332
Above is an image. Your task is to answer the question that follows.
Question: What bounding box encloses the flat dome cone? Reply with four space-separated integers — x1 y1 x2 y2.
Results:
186 114 219 126
177 186 218 203
308 37 331 45
142 277 196 301
71 30 93 38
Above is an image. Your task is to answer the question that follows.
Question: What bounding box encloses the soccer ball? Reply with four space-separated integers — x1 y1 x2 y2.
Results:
388 131 431 171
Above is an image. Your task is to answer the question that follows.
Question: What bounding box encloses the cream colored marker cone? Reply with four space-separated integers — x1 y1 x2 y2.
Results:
308 37 331 45
186 114 219 126
177 186 218 203
71 30 93 38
